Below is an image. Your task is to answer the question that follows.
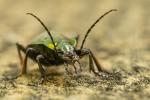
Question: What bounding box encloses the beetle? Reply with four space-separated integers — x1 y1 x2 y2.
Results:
16 9 117 81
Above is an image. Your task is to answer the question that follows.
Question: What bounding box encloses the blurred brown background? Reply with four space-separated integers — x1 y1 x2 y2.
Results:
0 0 150 100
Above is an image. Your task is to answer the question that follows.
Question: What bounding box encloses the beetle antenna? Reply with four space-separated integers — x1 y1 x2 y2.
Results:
80 9 117 50
26 13 57 53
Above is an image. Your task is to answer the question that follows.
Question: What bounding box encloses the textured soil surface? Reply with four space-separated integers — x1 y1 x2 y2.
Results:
0 0 150 100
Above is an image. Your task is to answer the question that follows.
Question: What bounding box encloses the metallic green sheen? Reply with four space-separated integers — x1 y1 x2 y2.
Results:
30 31 78 50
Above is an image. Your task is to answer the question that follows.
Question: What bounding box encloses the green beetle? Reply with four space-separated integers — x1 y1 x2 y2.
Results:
16 9 117 81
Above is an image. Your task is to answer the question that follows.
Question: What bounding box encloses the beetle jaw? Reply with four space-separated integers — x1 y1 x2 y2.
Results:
62 49 91 64
62 51 80 63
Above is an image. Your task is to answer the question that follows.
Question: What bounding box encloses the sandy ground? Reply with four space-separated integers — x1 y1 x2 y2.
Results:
0 0 150 100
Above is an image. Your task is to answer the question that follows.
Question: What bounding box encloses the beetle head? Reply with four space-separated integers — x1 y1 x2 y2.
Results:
61 44 79 63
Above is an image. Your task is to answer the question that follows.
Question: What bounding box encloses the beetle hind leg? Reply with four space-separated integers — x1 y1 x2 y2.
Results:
16 43 26 66
21 48 35 75
13 47 34 79
16 43 28 76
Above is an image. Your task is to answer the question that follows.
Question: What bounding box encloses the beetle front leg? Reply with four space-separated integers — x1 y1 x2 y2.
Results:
78 48 104 74
90 51 103 72
89 54 100 75
89 54 94 72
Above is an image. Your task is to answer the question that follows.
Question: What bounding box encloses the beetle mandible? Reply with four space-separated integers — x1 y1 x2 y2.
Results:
16 9 117 80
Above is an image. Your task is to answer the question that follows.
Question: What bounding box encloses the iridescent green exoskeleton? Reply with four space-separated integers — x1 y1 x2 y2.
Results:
16 9 117 81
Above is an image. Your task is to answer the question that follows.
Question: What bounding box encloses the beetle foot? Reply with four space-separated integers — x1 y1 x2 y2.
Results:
38 76 48 84
65 68 70 75
65 67 74 75
92 71 111 78
10 73 24 80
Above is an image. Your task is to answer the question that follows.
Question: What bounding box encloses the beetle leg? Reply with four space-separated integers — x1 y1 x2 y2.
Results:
89 55 94 73
36 55 47 82
90 51 103 72
89 54 93 72
89 54 99 75
77 61 82 72
16 43 26 66
80 48 103 75
64 63 70 75
77 48 107 75
73 64 77 74
21 48 34 75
